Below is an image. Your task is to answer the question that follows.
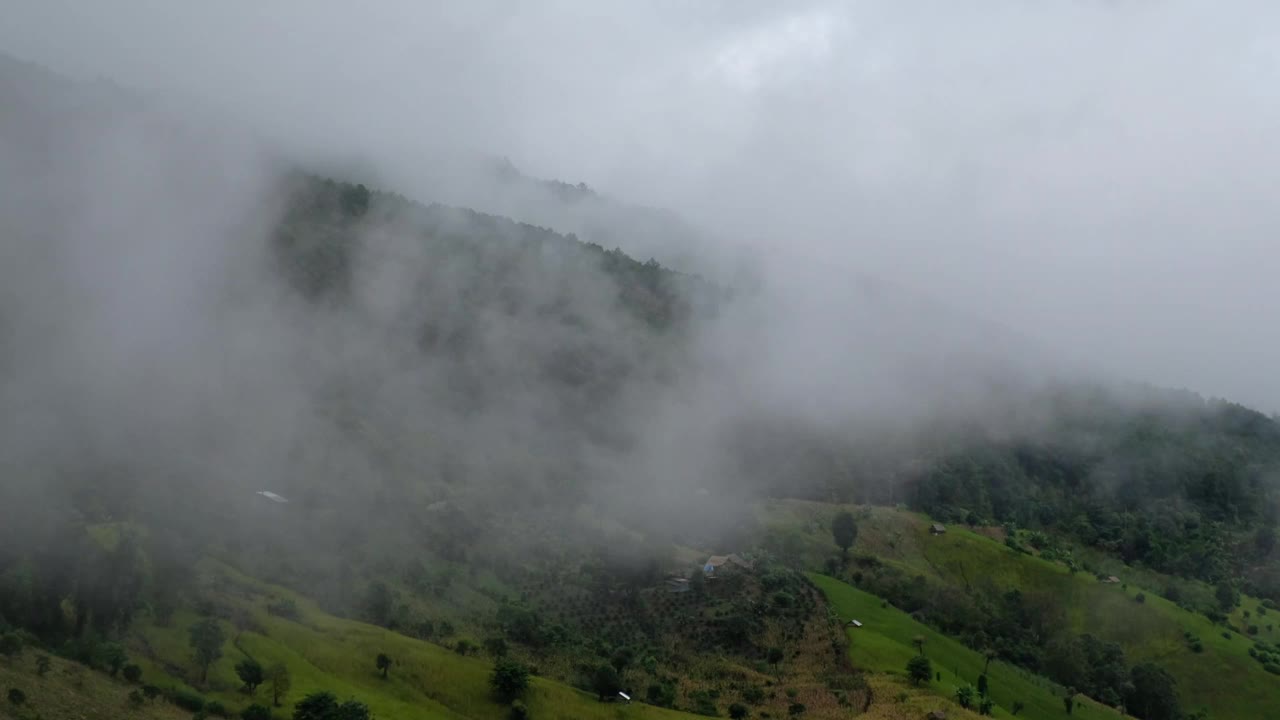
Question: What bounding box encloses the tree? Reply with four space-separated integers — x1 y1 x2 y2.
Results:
729 702 749 719
101 642 128 676
591 663 621 701
490 659 530 702
1126 663 1181 720
123 663 142 683
267 662 292 707
906 655 932 685
0 633 22 659
977 673 989 697
610 646 635 674
35 655 51 676
188 619 225 683
7 688 24 706
831 511 858 557
376 653 392 678
955 684 975 709
237 658 266 693
1215 581 1238 611
241 704 272 720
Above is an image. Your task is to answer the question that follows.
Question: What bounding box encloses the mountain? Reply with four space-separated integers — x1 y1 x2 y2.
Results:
2 52 1279 720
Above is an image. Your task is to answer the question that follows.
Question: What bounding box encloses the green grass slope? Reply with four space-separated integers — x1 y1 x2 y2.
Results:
0 651 188 720
810 574 1128 720
763 501 1280 720
126 561 702 720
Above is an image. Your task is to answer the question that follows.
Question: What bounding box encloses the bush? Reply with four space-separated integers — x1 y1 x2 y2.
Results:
647 682 676 708
1135 593 1146 603
129 689 145 706
241 704 272 720
7 688 25 706
0 633 22 659
788 702 806 716
123 663 142 683
729 702 749 719
266 598 299 620
168 688 206 712
509 699 530 720
742 686 765 704
490 659 531 702
206 700 230 717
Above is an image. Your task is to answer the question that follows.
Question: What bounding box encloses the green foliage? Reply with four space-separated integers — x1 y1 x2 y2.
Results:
169 687 207 712
831 511 857 556
375 653 392 678
267 662 291 707
590 663 621 701
122 662 142 682
100 641 127 676
787 702 805 716
646 681 676 708
955 684 976 709
1126 663 1181 720
509 699 529 720
906 655 932 685
292 691 371 720
237 657 266 692
129 688 145 706
484 637 509 658
979 696 995 716
1011 699 1025 715
242 704 273 720
728 702 748 719
766 647 783 666
0 632 22 658
976 672 988 696
490 659 531 702
188 619 225 682
207 699 230 717
7 687 25 706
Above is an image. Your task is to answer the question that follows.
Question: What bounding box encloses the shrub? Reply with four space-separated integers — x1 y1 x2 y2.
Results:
742 686 765 704
241 704 272 720
129 689 145 706
123 663 142 683
729 702 749 719
787 702 806 716
490 659 531 702
509 699 529 720
168 688 206 712
1135 593 1146 603
7 688 25 706
206 700 229 717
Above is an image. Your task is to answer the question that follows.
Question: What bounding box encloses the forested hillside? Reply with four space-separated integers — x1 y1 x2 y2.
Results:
1 52 1279 720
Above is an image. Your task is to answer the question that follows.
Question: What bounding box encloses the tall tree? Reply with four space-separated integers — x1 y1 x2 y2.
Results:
187 619 224 684
266 662 291 707
831 511 858 557
236 658 265 694
906 655 932 685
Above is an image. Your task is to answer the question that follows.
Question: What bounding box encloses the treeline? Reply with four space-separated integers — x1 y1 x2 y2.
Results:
908 387 1280 600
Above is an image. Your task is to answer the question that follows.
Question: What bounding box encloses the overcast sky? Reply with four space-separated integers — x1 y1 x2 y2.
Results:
4 0 1279 412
